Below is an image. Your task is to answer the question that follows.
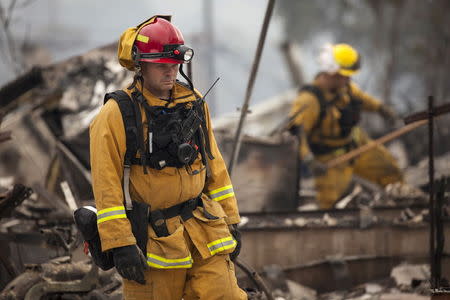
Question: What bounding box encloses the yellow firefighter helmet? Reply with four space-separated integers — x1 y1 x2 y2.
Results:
318 43 361 77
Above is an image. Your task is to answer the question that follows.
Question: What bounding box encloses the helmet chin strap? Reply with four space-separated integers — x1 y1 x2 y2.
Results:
128 63 147 103
178 63 194 91
128 47 145 93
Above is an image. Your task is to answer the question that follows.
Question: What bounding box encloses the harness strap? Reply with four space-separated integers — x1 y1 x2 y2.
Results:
103 89 216 210
194 101 214 177
299 84 362 155
299 85 334 132
198 127 210 177
131 91 148 174
199 102 214 160
149 196 218 237
104 90 139 211
130 156 176 169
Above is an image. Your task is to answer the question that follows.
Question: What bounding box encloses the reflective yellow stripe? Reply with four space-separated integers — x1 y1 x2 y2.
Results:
136 34 149 43
207 185 234 202
147 253 193 269
97 214 127 224
97 206 126 215
207 236 236 255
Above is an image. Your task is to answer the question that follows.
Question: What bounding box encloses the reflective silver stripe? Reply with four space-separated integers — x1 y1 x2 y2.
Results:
123 166 133 210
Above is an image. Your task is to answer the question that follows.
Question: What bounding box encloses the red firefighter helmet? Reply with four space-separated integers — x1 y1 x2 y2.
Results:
133 17 194 64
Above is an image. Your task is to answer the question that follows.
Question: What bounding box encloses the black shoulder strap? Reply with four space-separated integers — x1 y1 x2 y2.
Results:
198 101 214 160
104 90 138 167
176 79 193 91
347 83 363 105
299 85 328 128
175 82 215 162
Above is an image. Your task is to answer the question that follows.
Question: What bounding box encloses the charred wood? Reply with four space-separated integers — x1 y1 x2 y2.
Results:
0 184 33 219
0 67 43 109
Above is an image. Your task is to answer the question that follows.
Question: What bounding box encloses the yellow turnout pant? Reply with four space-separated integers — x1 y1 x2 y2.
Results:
122 230 247 300
314 128 403 209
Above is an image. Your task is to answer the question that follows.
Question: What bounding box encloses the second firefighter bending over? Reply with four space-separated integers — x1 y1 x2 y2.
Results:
287 43 403 209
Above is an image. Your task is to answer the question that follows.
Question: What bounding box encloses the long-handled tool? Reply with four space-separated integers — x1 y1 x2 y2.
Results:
326 102 450 169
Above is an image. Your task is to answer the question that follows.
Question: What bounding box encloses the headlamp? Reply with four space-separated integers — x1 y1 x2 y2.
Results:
138 44 194 63
180 47 194 62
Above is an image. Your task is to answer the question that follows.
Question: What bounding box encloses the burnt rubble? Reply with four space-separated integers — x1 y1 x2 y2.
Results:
0 43 449 299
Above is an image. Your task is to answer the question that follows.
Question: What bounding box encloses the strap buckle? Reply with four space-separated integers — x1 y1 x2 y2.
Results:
180 198 199 221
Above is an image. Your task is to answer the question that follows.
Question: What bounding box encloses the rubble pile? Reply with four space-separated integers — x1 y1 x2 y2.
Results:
239 205 440 231
0 44 129 295
0 42 449 298
252 264 432 300
0 258 122 300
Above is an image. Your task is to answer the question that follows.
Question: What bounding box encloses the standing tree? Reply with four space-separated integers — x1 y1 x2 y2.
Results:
0 0 36 75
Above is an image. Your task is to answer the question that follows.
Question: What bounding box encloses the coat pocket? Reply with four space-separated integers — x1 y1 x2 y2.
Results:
191 196 236 257
193 194 227 222
146 224 193 269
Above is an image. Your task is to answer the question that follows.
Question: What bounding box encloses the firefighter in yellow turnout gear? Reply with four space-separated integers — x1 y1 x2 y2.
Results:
288 44 403 209
90 16 247 299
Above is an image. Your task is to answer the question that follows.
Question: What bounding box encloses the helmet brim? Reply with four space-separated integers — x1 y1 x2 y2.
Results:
140 58 183 64
338 69 358 77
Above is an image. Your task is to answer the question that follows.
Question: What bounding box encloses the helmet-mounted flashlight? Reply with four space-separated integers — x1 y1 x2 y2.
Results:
136 44 194 63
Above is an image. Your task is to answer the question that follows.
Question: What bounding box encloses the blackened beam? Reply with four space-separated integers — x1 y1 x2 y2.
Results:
404 102 450 124
0 131 12 143
235 258 274 300
428 96 437 289
0 67 43 108
0 184 33 218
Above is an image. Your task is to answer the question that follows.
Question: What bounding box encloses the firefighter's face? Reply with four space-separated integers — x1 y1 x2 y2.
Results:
141 62 179 96
328 73 350 90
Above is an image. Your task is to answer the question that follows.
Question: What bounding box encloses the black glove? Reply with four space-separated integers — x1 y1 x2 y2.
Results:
287 125 300 136
304 154 327 176
229 225 241 261
379 105 397 124
112 245 148 285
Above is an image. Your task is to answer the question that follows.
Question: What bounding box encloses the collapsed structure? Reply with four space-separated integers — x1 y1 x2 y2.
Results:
0 40 449 299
